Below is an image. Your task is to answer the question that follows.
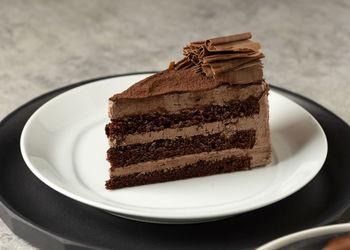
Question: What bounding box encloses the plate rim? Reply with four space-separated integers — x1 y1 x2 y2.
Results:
257 223 350 250
19 73 328 222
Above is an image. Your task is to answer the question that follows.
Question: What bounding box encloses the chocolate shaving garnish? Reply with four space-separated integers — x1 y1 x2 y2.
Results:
174 57 193 70
193 65 202 73
168 61 175 70
203 51 262 64
206 54 265 75
176 32 264 84
205 33 260 52
206 39 261 52
207 33 252 46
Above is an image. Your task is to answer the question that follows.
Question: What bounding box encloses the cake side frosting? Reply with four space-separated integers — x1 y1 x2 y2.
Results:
106 93 271 174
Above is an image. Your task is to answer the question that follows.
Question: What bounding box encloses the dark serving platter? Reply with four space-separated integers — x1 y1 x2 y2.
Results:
1 72 349 250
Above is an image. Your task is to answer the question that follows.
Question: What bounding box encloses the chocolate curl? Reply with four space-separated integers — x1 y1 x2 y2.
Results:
214 63 263 84
205 33 260 52
183 42 206 66
234 61 263 71
203 51 263 64
183 45 193 57
182 61 195 69
199 44 209 58
206 55 264 75
193 65 202 73
207 32 252 46
202 64 214 77
174 57 193 70
178 33 264 85
183 42 204 55
168 61 175 70
207 39 261 52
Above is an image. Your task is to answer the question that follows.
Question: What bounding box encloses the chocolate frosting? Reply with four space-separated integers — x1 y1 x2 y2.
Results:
112 32 264 100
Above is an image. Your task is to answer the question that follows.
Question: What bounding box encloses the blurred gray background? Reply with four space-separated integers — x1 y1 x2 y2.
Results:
0 0 349 249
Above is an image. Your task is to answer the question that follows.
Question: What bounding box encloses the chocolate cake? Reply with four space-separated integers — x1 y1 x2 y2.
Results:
105 32 272 189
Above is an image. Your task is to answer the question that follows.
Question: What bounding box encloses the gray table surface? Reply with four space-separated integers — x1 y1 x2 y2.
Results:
1 0 349 249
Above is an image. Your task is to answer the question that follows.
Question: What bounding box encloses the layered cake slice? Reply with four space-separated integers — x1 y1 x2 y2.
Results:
105 32 272 189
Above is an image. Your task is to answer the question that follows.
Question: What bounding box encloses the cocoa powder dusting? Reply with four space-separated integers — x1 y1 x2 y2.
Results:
111 68 219 100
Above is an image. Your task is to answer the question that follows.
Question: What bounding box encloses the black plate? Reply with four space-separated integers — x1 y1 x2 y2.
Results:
1 73 349 250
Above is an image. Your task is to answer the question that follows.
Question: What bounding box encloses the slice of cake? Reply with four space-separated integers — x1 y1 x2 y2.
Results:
105 32 272 189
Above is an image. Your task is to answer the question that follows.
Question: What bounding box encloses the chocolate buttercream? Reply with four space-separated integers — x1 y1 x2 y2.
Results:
112 32 264 100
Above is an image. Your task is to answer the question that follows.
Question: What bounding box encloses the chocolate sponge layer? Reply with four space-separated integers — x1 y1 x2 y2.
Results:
105 97 259 137
107 130 255 168
105 156 251 189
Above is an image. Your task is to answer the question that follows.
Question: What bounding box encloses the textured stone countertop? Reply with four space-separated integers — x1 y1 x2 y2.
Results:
1 0 349 249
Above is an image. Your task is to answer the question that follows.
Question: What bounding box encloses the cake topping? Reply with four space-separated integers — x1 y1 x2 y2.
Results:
168 61 175 70
177 32 264 79
112 32 264 100
206 33 260 52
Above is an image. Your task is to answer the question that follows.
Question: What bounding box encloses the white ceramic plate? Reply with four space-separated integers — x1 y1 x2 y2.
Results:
20 74 327 224
258 223 350 250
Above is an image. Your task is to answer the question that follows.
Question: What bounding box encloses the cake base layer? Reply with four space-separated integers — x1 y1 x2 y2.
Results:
105 156 250 189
